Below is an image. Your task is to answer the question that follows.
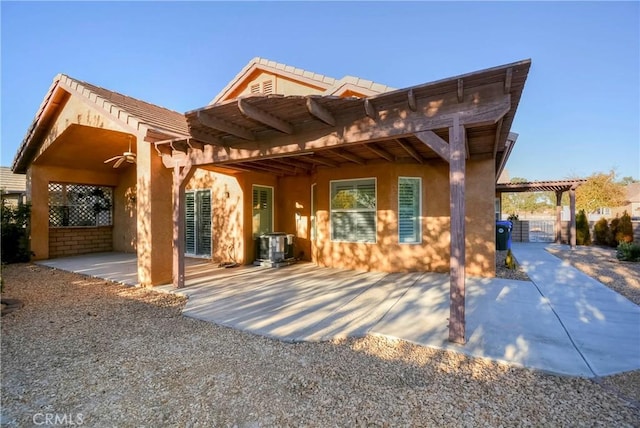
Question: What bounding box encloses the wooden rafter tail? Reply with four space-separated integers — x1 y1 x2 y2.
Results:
364 99 377 119
407 88 417 111
457 79 464 103
238 99 293 134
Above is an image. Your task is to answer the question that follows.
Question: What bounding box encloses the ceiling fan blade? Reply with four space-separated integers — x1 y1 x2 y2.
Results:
104 156 121 164
113 157 125 168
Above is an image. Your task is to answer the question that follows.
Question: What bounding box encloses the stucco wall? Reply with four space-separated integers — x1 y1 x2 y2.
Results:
186 168 244 264
112 166 137 252
303 160 496 277
226 70 325 99
28 164 120 260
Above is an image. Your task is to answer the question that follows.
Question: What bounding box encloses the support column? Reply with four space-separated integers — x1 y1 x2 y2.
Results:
449 116 466 344
555 191 563 243
569 186 577 249
172 160 195 288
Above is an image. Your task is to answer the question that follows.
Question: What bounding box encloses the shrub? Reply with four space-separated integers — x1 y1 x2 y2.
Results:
616 241 640 262
505 248 517 270
609 217 621 247
507 213 519 222
576 209 591 246
593 217 611 246
1 201 32 264
616 211 634 243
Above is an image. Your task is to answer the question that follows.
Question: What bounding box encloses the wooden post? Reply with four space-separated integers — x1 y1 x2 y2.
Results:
555 191 563 243
569 187 577 249
449 116 466 344
172 161 194 288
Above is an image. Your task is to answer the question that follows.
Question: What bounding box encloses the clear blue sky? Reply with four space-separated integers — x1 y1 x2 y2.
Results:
2 1 638 181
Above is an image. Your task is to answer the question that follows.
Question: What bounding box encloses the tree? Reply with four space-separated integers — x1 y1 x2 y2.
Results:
619 176 639 185
501 177 554 217
576 210 591 245
575 171 626 214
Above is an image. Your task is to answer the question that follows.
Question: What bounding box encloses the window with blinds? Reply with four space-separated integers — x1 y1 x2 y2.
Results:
330 178 376 243
398 177 421 244
185 190 211 256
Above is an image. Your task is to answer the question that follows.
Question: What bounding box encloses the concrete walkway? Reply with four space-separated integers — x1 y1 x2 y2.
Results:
36 245 640 378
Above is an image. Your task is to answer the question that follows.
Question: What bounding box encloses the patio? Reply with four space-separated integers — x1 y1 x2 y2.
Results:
37 244 640 378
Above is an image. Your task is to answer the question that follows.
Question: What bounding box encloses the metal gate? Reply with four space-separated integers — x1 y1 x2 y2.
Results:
528 220 554 242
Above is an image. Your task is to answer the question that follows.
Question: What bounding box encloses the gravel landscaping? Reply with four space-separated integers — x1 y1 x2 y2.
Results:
1 261 639 426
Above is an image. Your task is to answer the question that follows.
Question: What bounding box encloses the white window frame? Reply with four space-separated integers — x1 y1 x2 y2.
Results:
330 177 377 244
398 177 422 244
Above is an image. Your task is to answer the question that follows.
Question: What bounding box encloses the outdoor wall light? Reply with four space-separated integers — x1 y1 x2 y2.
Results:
224 191 230 199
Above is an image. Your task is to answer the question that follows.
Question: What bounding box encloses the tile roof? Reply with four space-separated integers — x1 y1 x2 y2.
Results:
210 57 395 104
0 166 26 192
61 75 189 136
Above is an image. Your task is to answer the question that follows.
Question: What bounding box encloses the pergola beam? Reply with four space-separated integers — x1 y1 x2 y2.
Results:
331 149 366 165
396 138 424 164
306 97 336 126
182 86 510 168
414 130 450 161
197 111 255 141
365 143 395 162
238 98 293 134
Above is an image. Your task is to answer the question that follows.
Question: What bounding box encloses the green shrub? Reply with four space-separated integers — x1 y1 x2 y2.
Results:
576 209 591 245
616 211 634 243
609 217 621 247
616 241 640 262
1 201 32 264
593 217 611 246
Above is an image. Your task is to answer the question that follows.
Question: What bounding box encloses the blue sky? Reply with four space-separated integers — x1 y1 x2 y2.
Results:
1 1 638 181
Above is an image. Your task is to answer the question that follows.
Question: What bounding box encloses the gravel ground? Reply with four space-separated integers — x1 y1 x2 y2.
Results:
495 250 530 281
1 263 639 426
546 244 640 305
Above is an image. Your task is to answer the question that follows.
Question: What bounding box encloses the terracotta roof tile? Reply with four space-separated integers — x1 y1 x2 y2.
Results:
67 76 189 136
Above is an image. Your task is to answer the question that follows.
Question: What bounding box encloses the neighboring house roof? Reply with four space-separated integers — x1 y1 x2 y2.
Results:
210 57 395 104
12 74 188 173
0 166 26 193
625 182 640 203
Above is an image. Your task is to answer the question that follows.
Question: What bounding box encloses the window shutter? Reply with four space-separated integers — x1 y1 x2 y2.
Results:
330 178 376 243
197 191 212 255
398 178 421 243
185 192 195 254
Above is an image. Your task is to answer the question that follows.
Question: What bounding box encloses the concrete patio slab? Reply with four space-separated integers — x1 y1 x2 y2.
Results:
35 245 640 378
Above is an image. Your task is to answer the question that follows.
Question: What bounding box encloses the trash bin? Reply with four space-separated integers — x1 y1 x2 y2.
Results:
496 220 513 250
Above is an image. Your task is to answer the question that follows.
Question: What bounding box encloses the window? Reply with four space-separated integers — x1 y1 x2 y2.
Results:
398 177 422 243
48 183 113 227
252 185 273 237
330 178 376 243
185 190 212 257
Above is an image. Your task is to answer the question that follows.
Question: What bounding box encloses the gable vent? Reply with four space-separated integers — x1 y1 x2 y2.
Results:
262 80 273 94
250 83 261 94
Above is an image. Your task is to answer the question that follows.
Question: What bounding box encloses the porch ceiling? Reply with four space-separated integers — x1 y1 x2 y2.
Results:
33 124 137 173
161 59 531 177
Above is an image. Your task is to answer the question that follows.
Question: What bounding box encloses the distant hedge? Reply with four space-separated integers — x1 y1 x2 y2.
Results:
1 201 31 263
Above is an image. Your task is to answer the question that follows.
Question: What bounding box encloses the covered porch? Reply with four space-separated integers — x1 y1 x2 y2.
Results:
160 60 532 344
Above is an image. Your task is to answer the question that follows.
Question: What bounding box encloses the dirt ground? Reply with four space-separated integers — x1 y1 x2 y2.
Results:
1 262 638 427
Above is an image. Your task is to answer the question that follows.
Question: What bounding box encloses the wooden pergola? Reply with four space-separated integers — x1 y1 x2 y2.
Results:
496 179 587 247
156 59 531 344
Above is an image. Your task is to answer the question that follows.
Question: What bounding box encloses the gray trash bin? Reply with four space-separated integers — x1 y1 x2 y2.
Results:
496 221 512 250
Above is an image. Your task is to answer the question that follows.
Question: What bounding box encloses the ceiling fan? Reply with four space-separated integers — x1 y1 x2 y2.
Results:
104 138 136 168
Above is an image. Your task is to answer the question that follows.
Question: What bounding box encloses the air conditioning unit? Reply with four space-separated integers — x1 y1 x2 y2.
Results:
254 232 296 267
